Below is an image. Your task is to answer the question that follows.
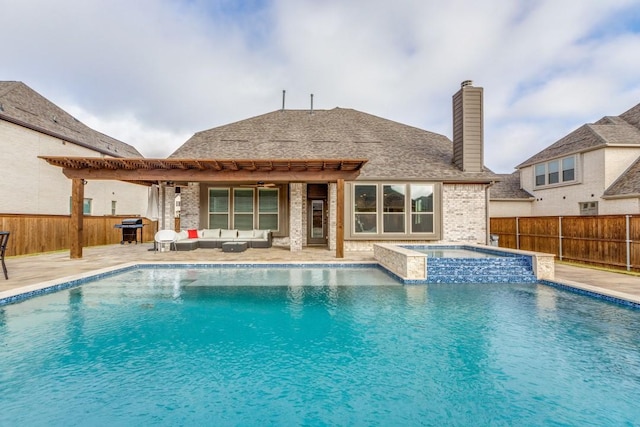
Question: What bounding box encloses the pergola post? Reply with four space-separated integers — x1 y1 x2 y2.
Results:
70 178 84 259
336 179 344 258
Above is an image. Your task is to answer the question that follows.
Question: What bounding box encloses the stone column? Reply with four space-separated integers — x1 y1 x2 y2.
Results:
162 185 176 231
328 182 337 251
179 182 200 230
301 184 308 247
289 183 303 251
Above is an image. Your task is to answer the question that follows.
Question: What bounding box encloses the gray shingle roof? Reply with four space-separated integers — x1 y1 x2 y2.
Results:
603 156 640 198
170 108 499 181
517 102 640 168
0 81 142 157
490 172 533 200
620 103 640 129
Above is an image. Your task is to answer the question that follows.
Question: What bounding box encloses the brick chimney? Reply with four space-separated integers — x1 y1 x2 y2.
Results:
452 80 483 172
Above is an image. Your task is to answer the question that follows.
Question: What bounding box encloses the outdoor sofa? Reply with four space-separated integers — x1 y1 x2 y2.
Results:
175 228 272 251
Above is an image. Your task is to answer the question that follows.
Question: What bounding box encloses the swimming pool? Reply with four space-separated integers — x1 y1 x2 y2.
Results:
1 266 640 425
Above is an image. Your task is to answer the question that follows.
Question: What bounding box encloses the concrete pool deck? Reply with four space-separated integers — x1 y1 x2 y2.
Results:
1 243 640 306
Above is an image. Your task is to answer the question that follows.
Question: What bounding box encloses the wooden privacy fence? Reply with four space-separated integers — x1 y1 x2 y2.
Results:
0 214 158 257
490 215 640 271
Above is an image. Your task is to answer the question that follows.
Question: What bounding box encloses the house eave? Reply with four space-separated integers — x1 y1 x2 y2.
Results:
490 197 535 202
602 193 640 200
516 144 607 169
1 112 126 158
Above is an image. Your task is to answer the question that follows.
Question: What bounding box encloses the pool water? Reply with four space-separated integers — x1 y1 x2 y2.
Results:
1 267 640 426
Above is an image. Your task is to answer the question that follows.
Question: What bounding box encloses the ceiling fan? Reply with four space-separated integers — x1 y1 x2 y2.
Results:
240 181 277 188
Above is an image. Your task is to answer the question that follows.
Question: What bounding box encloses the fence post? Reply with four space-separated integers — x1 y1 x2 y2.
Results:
558 216 563 260
516 217 520 249
626 215 631 271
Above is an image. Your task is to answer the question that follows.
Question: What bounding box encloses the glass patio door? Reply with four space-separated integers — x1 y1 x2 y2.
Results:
308 199 326 245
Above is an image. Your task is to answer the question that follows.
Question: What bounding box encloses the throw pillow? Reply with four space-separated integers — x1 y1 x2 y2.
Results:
187 229 198 239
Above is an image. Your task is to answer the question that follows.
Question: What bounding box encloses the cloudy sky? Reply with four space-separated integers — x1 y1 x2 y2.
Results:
1 0 639 173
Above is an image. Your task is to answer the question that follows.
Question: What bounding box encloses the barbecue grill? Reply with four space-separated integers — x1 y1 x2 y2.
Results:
114 218 144 244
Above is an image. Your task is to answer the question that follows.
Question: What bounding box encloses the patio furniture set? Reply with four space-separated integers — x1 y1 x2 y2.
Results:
154 229 272 253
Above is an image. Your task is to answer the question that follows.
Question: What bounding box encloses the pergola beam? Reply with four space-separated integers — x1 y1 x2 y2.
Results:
61 168 362 182
40 156 367 259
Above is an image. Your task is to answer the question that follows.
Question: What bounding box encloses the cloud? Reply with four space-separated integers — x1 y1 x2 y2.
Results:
1 0 639 172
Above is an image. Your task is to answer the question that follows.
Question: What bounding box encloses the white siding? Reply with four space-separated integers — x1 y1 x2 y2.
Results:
490 200 533 217
0 120 147 216
521 148 640 216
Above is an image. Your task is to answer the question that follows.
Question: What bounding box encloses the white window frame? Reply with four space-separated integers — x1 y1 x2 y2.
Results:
534 155 577 188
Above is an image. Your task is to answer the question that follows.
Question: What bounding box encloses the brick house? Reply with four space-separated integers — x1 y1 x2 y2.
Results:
167 81 499 251
42 81 500 257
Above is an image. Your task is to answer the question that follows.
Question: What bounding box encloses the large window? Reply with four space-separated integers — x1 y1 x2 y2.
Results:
353 183 436 236
258 189 279 230
209 187 279 230
411 185 434 233
383 185 405 233
562 157 575 181
233 189 254 230
535 155 576 187
354 184 377 233
209 189 230 228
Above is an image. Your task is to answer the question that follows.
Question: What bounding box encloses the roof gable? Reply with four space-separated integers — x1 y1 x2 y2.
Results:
518 102 640 168
171 108 499 181
0 81 142 157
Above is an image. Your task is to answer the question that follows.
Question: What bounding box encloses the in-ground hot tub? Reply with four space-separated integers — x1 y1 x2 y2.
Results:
373 243 555 284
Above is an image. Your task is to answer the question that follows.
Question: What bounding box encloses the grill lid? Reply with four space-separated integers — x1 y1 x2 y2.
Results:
121 218 143 225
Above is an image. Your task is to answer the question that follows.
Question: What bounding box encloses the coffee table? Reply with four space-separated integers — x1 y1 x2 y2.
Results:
221 241 248 253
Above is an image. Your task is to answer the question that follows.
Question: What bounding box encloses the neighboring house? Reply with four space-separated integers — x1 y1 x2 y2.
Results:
165 80 500 251
490 172 534 217
491 103 640 217
0 81 148 216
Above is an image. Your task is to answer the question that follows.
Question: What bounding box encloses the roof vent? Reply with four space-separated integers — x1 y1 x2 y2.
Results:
461 80 473 88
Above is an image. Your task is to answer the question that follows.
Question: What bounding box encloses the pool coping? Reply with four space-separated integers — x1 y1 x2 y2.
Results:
1 260 639 309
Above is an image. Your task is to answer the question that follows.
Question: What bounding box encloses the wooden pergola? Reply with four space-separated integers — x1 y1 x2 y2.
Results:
40 156 367 259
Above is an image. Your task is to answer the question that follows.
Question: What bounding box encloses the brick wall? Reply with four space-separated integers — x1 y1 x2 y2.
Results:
179 182 200 230
442 183 487 243
289 183 303 251
328 183 337 250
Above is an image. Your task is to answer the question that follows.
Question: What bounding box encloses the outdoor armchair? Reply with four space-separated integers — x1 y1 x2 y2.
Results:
154 230 178 252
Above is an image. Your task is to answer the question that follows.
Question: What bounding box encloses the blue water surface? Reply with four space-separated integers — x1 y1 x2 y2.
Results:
1 267 639 426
